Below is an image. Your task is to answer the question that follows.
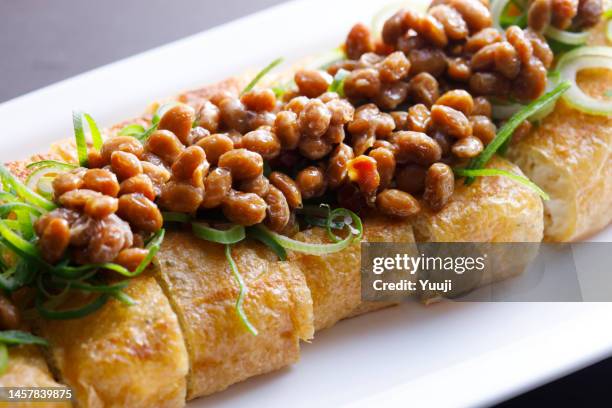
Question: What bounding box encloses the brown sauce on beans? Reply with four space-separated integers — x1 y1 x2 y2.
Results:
38 0 588 264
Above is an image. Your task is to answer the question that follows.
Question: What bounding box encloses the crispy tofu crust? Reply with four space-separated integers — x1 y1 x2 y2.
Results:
412 156 544 243
0 345 71 408
289 217 415 331
35 275 188 408
1 46 549 406
507 22 612 242
155 232 314 399
412 156 544 300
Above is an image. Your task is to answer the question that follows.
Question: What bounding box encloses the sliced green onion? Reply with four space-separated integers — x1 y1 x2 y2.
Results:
557 45 612 60
545 26 589 46
136 122 159 142
0 220 41 262
0 330 48 346
259 209 363 255
0 202 43 218
297 204 348 229
83 113 103 151
15 208 35 241
491 101 523 120
192 223 245 245
557 47 612 115
162 211 191 223
241 58 284 96
112 290 136 306
466 81 571 183
0 192 17 203
492 71 561 122
118 124 146 136
122 228 164 277
0 165 56 211
492 0 512 30
246 225 288 261
454 168 549 200
72 111 90 167
25 164 68 196
52 229 165 279
0 259 36 292
225 244 258 335
325 208 358 243
0 343 7 375
26 160 77 170
35 177 54 200
36 292 109 320
529 71 561 122
119 122 158 142
607 20 612 43
302 215 345 229
329 69 350 97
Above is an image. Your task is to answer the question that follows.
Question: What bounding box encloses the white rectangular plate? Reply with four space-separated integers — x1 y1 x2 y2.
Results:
1 0 610 407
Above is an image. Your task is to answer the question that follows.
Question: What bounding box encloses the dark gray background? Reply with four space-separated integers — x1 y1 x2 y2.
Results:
0 0 287 102
0 0 609 406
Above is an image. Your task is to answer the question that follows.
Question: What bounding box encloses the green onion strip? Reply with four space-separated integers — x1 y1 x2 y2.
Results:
454 168 549 200
241 58 284 96
225 244 258 335
192 223 245 245
83 113 103 151
52 229 165 279
329 69 350 97
72 111 90 167
0 330 48 346
118 124 146 136
0 165 56 211
162 211 192 224
26 160 77 170
260 208 363 255
465 81 571 184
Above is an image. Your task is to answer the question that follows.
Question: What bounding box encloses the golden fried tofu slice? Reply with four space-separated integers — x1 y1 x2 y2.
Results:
155 232 314 399
0 345 71 408
289 217 415 331
412 156 544 243
412 156 544 300
36 275 188 408
507 22 612 241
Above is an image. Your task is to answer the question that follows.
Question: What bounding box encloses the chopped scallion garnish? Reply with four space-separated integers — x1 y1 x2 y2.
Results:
329 69 350 97
118 124 146 137
225 244 258 335
0 330 48 346
72 111 90 167
192 223 245 245
453 168 549 200
241 58 284 96
465 81 571 184
0 165 56 211
83 113 103 151
259 208 363 255
162 211 192 224
26 160 77 170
